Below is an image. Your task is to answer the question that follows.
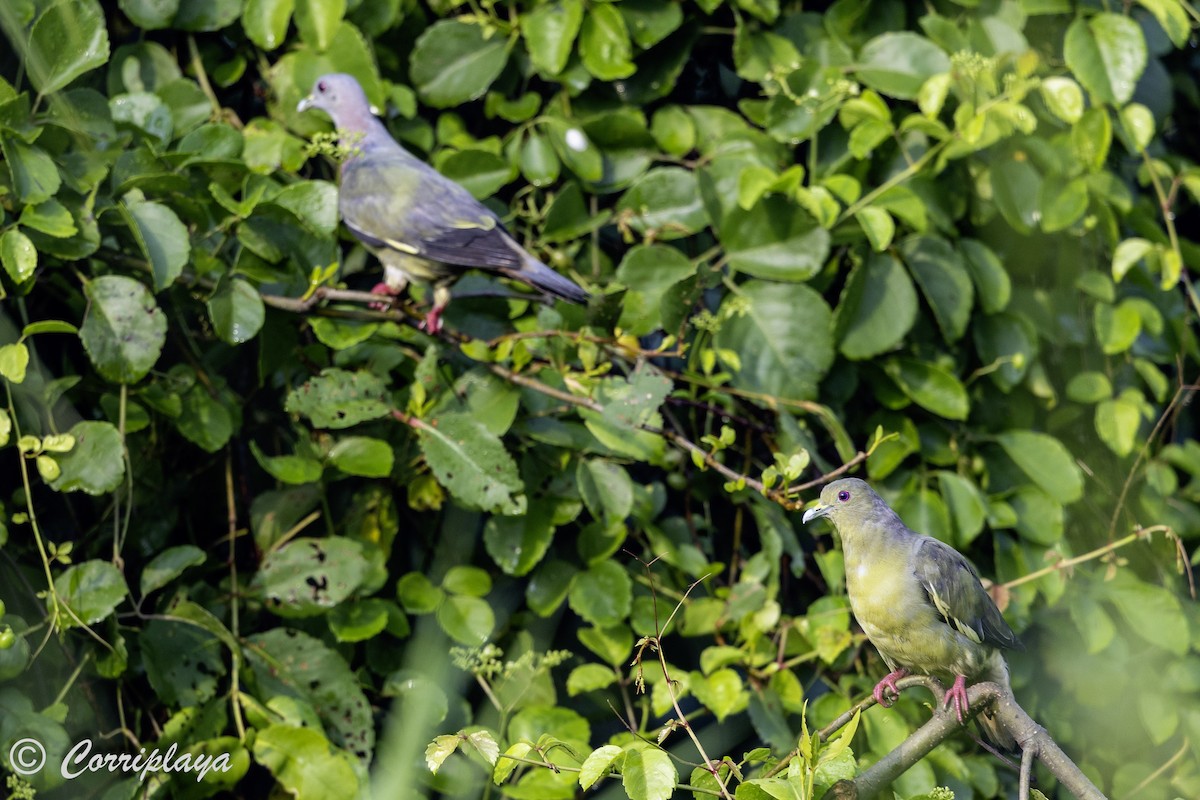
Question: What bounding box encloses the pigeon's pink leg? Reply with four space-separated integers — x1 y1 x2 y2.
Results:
872 668 909 707
944 674 970 723
369 282 399 312
420 303 445 334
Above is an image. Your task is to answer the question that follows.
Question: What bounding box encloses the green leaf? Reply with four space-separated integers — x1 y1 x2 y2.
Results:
577 459 634 526
519 133 560 187
243 0 295 50
1 138 61 205
120 198 190 291
140 545 207 596
715 280 834 402
1066 371 1113 404
1094 300 1141 354
1039 76 1084 124
579 744 623 790
691 668 749 721
166 0 238 29
0 229 37 283
484 502 556 576
26 0 110 95
721 197 830 282
284 368 391 429
328 598 390 642
141 618 225 705
208 276 265 345
410 20 510 108
622 748 677 800
936 472 987 547
417 412 525 515
615 167 709 240
294 0 344 50
901 236 974 342
253 725 359 797
1112 238 1154 282
991 153 1042 234
1108 575 1188 655
443 566 492 597
19 198 78 238
245 628 375 759
438 149 517 199
1095 391 1143 456
834 252 918 360
960 238 1010 313
883 358 969 420
1063 13 1147 106
436 595 495 645
522 0 583 76
621 0 682 48
616 243 696 335
396 572 444 614
579 4 635 81
48 420 126 494
855 206 895 252
328 436 394 477
856 32 950 100
79 275 167 384
119 0 181 29
568 561 632 627
0 343 29 384
567 663 617 696
994 430 1084 504
54 559 129 625
253 538 369 617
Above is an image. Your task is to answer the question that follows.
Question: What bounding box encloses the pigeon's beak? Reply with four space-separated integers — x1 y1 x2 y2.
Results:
802 503 831 524
297 95 314 113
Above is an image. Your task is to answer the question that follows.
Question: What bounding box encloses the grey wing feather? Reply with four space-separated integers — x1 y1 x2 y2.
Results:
914 538 1022 651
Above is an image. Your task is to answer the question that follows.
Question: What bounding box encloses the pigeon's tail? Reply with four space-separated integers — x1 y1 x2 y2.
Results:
516 257 589 304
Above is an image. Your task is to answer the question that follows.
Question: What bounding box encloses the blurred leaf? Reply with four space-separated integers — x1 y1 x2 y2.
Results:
522 0 583 76
208 276 266 345
329 436 394 477
579 4 635 80
856 32 950 100
994 430 1084 504
722 197 830 282
243 0 295 49
901 236 974 342
54 559 128 625
410 20 510 108
0 229 37 283
26 0 110 94
1 138 61 204
284 368 391 429
48 420 126 494
1063 13 1147 106
253 725 359 796
254 538 369 618
622 747 677 800
140 545 207 596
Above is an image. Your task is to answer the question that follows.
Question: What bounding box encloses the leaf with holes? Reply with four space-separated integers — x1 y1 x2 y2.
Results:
252 537 370 618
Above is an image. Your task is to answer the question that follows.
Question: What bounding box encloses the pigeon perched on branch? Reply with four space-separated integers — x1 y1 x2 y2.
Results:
803 477 1022 747
298 73 588 332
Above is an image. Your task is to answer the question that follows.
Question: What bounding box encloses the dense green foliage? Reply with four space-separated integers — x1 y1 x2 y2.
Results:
1 0 1199 798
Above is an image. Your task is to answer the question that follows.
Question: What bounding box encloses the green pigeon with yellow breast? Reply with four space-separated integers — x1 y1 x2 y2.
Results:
803 477 1023 747
297 73 589 332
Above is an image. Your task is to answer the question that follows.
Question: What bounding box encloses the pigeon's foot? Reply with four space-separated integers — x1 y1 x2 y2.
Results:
369 282 400 312
420 304 445 334
872 669 909 707
944 674 970 723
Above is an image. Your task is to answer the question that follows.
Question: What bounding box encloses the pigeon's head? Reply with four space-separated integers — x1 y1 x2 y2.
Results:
297 73 369 123
801 477 884 530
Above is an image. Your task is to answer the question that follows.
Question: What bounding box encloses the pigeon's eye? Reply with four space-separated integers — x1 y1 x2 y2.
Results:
316 80 328 93
837 490 850 502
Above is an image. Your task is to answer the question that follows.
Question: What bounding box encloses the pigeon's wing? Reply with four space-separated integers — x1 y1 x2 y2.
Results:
913 537 1022 651
339 153 522 271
